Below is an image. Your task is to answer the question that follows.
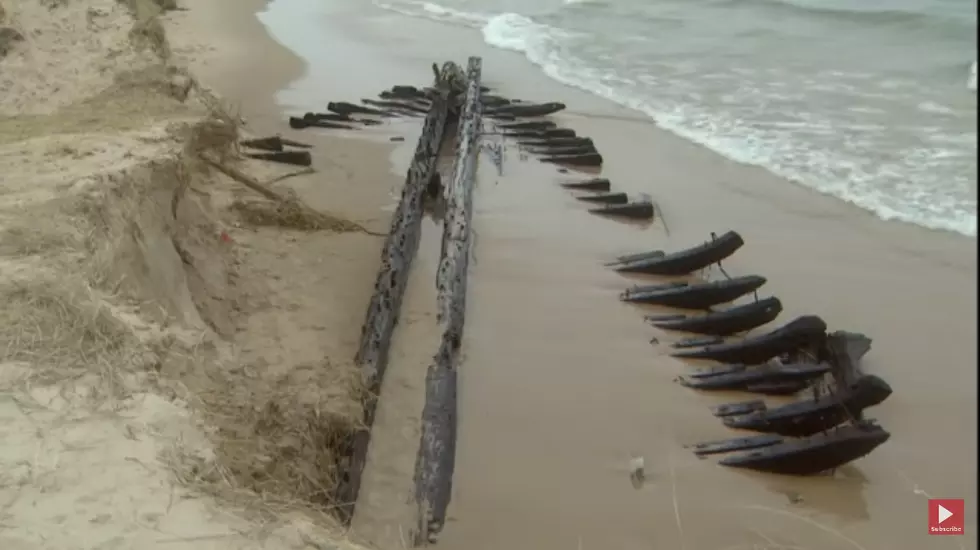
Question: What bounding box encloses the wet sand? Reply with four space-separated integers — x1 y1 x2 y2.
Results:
223 1 976 548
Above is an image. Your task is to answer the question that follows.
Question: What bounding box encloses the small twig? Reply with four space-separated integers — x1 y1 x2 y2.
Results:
655 201 670 236
717 261 733 280
263 167 315 185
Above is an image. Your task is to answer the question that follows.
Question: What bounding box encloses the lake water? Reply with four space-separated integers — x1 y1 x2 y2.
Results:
376 0 978 236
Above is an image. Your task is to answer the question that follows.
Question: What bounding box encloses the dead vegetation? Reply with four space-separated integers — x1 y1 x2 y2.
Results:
123 0 173 58
0 274 145 389
229 196 371 232
0 0 22 59
0 1 373 547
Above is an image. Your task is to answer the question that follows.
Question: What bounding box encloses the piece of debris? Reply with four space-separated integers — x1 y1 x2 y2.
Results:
629 455 645 489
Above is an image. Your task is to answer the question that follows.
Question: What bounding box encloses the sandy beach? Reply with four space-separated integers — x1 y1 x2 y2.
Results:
1 1 975 550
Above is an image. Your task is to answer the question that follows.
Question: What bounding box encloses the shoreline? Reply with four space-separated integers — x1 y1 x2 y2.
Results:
379 2 979 238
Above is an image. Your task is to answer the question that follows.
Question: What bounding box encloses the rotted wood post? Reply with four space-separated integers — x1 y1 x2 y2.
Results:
413 56 483 545
334 70 454 523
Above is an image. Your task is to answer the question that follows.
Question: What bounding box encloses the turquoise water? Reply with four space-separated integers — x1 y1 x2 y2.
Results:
376 0 978 235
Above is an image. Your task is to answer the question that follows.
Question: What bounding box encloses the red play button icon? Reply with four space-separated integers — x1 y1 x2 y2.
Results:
928 499 965 535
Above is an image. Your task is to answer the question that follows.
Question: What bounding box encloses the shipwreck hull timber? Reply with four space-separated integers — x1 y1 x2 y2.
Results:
691 433 785 457
820 330 872 386
543 152 604 167
719 422 891 475
576 192 628 204
498 120 557 131
588 201 653 220
671 315 828 364
506 128 577 139
560 177 610 191
743 380 816 395
679 362 831 392
362 98 430 114
621 275 768 310
289 116 355 130
328 101 389 117
520 136 594 148
487 101 566 117
413 57 483 545
722 374 893 437
713 399 766 417
527 144 599 157
615 230 745 275
672 336 725 349
605 250 665 267
646 296 783 335
338 67 456 524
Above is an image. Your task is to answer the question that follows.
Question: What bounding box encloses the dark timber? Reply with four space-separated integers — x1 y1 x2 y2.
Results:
588 200 654 219
645 296 783 336
240 136 312 152
337 65 456 524
678 362 831 393
671 315 828 364
560 177 611 191
543 152 604 167
721 374 893 437
520 136 594 148
576 192 629 204
718 422 891 475
413 57 483 545
621 275 767 310
243 150 313 167
614 230 745 275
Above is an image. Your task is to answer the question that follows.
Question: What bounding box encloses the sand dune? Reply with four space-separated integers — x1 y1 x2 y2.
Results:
0 1 382 548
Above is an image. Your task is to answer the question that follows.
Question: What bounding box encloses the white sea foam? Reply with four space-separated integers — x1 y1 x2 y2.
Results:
375 0 979 237
969 60 977 92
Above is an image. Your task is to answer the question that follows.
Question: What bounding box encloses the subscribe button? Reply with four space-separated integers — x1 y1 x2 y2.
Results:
928 499 965 536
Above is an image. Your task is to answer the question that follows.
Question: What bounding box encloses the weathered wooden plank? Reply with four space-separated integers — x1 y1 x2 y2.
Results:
413 56 483 545
334 69 454 524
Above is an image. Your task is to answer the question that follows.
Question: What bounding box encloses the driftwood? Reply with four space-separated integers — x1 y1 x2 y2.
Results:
240 136 283 152
201 155 291 202
199 156 382 236
413 56 482 546
337 68 456 524
244 150 312 167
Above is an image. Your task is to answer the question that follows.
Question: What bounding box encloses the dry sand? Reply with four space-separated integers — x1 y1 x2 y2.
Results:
0 0 398 548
